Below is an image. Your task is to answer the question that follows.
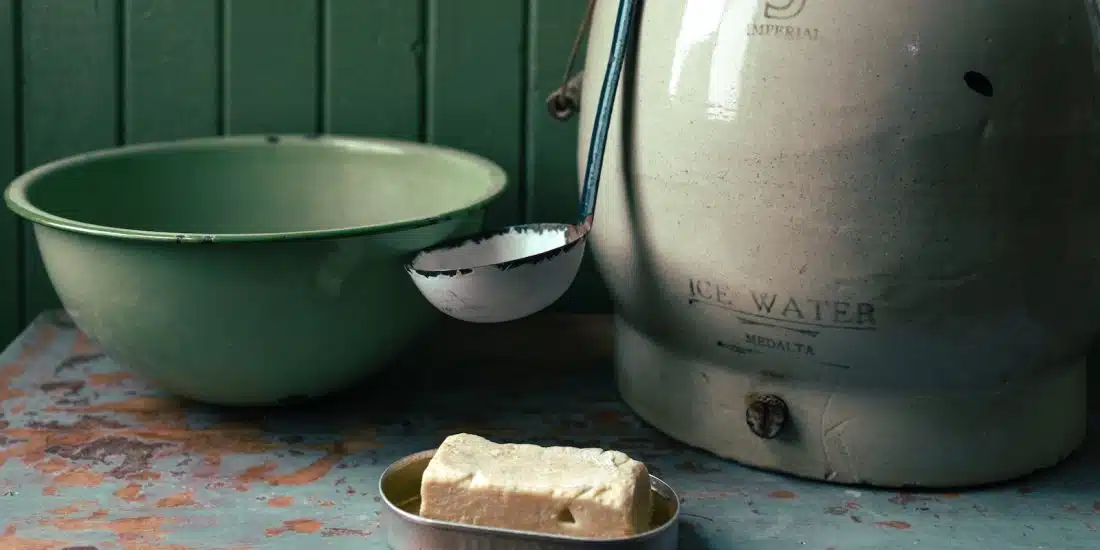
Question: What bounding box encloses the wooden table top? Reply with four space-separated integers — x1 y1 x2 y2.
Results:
0 310 1097 549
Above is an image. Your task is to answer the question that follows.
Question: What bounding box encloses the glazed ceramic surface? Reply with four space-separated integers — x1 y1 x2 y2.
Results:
579 0 1100 486
407 224 587 323
4 135 507 405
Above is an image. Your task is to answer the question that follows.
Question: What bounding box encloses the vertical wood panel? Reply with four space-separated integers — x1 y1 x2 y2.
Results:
21 0 121 323
425 0 525 228
6 1 615 327
224 0 318 134
325 0 423 140
525 0 611 312
0 1 21 342
525 1 585 223
124 0 220 142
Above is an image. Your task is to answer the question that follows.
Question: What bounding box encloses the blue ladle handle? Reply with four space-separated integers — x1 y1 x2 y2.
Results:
577 0 638 224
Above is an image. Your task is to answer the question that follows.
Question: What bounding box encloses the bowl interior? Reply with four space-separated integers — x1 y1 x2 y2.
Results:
7 136 506 239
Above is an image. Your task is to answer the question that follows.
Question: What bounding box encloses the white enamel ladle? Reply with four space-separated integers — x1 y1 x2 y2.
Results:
405 0 637 323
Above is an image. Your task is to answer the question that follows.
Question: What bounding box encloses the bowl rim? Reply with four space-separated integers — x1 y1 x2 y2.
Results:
3 134 509 244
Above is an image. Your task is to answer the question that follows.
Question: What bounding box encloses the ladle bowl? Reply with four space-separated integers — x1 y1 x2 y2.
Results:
406 223 588 323
404 0 636 323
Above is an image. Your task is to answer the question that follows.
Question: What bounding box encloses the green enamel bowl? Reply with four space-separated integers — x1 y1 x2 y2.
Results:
4 135 507 405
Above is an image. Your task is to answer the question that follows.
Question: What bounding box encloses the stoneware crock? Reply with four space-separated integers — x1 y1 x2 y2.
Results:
578 0 1100 487
4 135 507 405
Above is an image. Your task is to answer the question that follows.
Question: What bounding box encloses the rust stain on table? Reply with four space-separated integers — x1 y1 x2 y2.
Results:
0 311 1098 549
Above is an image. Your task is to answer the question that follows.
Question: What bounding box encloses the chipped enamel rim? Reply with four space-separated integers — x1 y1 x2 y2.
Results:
404 222 589 278
4 134 508 244
378 449 681 544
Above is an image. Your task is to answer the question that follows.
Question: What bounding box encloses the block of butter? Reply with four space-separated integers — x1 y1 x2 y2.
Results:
419 433 653 538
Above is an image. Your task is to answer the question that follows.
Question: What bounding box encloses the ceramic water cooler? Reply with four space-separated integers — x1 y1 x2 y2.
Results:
578 0 1100 487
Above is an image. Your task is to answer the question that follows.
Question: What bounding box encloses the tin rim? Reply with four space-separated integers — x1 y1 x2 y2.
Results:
4 134 508 244
377 449 682 542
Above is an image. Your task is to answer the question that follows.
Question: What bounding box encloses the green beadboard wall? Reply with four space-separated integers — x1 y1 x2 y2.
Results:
0 0 611 345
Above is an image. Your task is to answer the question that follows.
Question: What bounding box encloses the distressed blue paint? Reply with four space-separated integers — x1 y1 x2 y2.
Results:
0 311 1096 549
576 0 634 223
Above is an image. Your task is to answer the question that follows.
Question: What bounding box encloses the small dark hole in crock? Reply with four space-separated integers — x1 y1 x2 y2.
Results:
963 71 993 97
265 135 280 144
556 507 576 524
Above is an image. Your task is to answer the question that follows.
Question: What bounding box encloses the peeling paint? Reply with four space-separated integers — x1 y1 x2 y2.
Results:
154 491 197 509
114 484 145 502
266 519 323 536
87 372 137 387
0 524 69 550
874 520 912 529
768 490 798 499
0 312 1097 549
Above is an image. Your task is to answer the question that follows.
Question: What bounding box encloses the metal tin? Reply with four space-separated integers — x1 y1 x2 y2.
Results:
379 449 680 550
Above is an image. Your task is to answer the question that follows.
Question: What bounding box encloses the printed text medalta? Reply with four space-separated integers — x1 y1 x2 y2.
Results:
745 333 815 355
688 277 877 328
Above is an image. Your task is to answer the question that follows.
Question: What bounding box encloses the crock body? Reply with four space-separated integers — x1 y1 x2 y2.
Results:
579 0 1100 487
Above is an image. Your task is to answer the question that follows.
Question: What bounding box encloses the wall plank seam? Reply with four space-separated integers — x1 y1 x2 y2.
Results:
518 0 532 224
523 0 538 224
217 0 227 135
315 0 328 135
11 0 26 331
418 0 429 144
116 0 128 146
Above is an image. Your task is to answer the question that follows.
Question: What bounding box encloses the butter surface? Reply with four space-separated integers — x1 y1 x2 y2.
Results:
419 433 652 538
